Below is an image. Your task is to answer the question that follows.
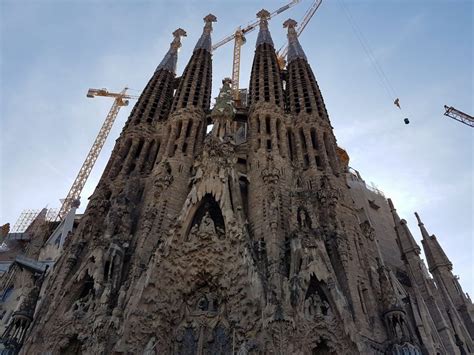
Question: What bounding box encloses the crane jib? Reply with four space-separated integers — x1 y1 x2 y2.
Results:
276 4 291 14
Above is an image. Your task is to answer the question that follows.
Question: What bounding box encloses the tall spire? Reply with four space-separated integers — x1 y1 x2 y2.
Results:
248 9 283 107
194 14 217 52
256 9 274 47
283 19 307 63
122 29 187 127
416 212 453 272
285 18 329 119
156 28 187 73
388 199 421 256
171 14 216 112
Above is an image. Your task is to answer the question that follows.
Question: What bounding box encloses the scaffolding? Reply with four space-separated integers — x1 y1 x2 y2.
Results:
10 209 59 233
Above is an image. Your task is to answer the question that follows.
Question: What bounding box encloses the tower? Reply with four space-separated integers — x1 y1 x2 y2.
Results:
11 9 472 355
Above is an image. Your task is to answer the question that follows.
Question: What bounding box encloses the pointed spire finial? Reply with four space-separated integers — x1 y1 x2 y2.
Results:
156 28 187 73
194 14 217 52
414 212 430 239
414 212 422 224
387 198 401 223
256 9 274 47
283 18 297 29
388 198 421 255
415 212 453 271
171 28 187 49
283 18 307 63
257 9 271 21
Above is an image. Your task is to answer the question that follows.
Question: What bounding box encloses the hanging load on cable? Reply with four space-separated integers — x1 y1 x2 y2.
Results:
338 0 409 125
394 98 409 124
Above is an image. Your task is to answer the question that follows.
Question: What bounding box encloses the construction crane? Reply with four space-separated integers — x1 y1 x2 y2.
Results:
212 0 302 100
444 105 474 128
276 0 323 69
56 88 137 221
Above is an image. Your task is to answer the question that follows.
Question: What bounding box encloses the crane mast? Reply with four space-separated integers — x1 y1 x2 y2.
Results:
56 88 134 221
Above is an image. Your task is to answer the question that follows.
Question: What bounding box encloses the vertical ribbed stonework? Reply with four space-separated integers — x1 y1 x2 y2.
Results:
284 19 339 175
286 20 327 119
246 10 293 311
20 11 474 355
248 10 284 108
125 28 186 127
128 15 217 271
103 29 187 182
171 15 215 112
161 14 216 163
14 30 188 355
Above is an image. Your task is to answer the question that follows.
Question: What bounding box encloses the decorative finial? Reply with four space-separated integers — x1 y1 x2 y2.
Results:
283 18 297 29
257 9 271 21
284 18 307 63
195 14 217 52
156 28 187 73
203 14 217 34
171 28 187 50
256 9 274 47
222 77 232 85
415 212 430 239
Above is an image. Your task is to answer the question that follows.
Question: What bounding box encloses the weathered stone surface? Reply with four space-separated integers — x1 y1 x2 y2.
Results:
4 13 471 355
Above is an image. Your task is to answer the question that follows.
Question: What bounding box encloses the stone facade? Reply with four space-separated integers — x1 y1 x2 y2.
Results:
1 10 472 355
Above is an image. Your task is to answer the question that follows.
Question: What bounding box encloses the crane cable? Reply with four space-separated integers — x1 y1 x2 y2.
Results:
337 0 409 123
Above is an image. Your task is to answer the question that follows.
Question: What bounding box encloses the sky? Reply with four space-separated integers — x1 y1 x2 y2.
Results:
0 0 472 293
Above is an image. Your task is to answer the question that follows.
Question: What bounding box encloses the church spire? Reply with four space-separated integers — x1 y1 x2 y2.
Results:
123 28 187 126
256 9 274 47
194 14 216 52
172 14 216 112
416 212 453 272
283 19 307 63
156 28 186 73
285 18 329 119
388 199 421 256
248 9 283 108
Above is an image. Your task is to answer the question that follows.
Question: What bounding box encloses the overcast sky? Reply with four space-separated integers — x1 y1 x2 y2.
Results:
1 0 472 294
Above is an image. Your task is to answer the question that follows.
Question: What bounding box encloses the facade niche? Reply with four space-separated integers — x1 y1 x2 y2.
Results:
69 271 95 314
312 339 336 355
188 194 225 239
297 207 312 229
305 274 331 317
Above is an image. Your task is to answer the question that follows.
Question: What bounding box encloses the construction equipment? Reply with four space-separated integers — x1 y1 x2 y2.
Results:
276 0 323 68
212 0 302 100
444 105 474 128
56 88 137 221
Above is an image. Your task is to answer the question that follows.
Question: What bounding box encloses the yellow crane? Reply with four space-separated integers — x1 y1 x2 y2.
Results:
56 88 137 221
212 0 323 101
212 0 302 101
